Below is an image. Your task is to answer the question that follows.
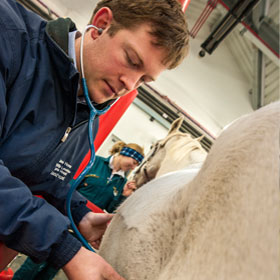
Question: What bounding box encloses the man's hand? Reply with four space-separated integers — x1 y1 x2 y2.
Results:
78 212 113 249
63 247 125 280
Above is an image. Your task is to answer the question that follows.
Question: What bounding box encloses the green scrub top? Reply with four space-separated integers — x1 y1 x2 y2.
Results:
77 156 127 213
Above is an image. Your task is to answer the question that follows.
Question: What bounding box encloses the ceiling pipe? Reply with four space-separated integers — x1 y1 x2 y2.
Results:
190 0 218 38
218 0 279 60
201 0 262 55
16 0 57 20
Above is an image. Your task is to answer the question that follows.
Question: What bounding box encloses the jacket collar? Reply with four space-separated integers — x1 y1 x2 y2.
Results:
46 18 76 55
45 18 116 112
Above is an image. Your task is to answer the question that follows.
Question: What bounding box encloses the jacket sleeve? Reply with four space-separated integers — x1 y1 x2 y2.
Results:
0 1 82 268
0 160 81 268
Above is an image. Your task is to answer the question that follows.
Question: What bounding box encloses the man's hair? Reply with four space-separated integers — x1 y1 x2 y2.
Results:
92 0 189 69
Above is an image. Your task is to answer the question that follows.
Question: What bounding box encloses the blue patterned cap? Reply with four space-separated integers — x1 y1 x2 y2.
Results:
120 147 144 164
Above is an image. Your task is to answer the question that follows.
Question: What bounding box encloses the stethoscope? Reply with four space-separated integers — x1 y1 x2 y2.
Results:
66 25 117 252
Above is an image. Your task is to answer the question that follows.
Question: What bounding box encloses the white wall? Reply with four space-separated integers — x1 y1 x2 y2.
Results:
41 0 96 30
97 103 169 157
150 25 253 137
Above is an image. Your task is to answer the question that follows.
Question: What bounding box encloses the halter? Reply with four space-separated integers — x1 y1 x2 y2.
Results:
134 133 183 183
141 142 162 181
133 141 162 183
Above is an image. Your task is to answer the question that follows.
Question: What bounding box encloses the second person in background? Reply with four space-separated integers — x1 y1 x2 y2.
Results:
78 141 144 213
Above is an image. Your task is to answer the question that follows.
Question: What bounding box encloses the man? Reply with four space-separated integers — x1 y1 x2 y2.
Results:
0 0 189 279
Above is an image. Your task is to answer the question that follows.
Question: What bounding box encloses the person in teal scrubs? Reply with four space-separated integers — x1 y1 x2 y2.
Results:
13 141 144 280
78 141 144 213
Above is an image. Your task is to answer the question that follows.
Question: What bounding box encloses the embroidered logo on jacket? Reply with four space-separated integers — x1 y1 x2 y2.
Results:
50 159 72 181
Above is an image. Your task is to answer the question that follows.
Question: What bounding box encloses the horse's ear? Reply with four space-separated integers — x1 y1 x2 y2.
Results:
167 116 184 136
195 135 204 142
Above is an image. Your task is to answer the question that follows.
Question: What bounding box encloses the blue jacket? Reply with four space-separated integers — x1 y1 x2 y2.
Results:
78 156 127 213
0 0 112 268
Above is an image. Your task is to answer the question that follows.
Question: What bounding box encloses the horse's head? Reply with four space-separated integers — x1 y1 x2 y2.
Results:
132 116 184 188
132 140 167 188
132 116 207 188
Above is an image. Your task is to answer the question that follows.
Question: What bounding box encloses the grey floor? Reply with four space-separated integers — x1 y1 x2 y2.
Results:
9 254 67 280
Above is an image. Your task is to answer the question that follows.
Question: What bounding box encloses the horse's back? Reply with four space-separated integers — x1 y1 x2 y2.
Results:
100 102 280 280
163 101 280 280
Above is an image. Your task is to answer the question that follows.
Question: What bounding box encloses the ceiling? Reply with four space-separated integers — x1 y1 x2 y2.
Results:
17 0 280 149
186 0 279 108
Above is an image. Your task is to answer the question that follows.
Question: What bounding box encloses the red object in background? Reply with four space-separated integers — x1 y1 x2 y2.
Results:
189 0 217 38
0 269 13 280
94 89 138 151
86 200 104 213
179 0 191 12
0 268 14 280
0 243 17 272
73 89 138 179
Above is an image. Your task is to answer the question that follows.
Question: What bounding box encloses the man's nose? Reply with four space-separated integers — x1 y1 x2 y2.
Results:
120 72 142 92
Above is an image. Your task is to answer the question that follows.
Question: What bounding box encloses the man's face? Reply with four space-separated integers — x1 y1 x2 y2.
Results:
80 24 167 104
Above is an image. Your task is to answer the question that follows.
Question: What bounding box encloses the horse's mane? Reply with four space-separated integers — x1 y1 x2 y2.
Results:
162 132 206 162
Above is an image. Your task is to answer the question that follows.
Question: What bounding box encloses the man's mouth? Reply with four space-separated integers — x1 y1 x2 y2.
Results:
105 81 116 97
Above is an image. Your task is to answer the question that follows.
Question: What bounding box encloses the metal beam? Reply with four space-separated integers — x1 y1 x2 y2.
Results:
251 49 265 109
135 85 214 151
133 98 171 130
201 0 261 54
219 0 279 59
16 0 55 20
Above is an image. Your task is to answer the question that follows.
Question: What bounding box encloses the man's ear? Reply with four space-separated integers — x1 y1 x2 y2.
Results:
90 7 113 32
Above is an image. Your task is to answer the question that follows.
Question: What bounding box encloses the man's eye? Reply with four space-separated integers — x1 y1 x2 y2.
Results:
126 53 138 68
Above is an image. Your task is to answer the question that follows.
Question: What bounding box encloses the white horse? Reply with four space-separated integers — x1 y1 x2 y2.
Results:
133 117 208 188
99 102 280 280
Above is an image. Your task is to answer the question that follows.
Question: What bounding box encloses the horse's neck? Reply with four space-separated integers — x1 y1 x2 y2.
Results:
189 148 207 163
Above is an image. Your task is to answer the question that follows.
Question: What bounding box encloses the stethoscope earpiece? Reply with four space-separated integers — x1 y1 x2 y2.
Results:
98 28 103 35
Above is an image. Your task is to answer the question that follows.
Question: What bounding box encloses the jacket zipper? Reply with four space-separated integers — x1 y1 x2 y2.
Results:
61 127 72 142
61 120 89 142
